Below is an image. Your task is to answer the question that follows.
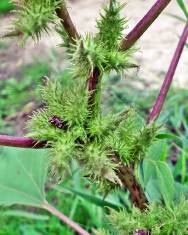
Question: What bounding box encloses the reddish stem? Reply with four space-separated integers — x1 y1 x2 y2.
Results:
56 2 79 41
121 0 172 50
88 67 101 116
43 202 90 235
148 21 188 123
0 135 47 148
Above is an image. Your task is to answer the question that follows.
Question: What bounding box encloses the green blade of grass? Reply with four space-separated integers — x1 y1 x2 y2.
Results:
166 13 186 23
177 0 188 19
55 185 122 211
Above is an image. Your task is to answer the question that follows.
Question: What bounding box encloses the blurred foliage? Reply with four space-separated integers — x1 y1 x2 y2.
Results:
0 0 13 13
0 62 49 117
0 62 49 134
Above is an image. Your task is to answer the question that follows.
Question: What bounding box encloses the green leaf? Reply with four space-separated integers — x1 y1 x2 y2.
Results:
145 179 161 203
156 133 179 140
20 226 43 235
0 0 14 13
166 13 187 23
177 0 188 19
55 185 122 211
155 162 174 207
140 158 175 206
0 147 49 207
147 140 169 161
174 182 188 201
2 210 49 220
157 133 184 150
142 159 156 186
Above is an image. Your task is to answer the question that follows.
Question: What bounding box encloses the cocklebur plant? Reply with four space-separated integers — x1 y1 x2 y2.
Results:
0 0 188 235
25 0 158 191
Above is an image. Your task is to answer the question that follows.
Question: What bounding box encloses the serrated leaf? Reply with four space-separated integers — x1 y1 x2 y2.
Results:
155 161 174 207
0 147 49 207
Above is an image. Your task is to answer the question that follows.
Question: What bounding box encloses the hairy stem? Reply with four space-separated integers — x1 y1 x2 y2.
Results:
43 201 90 235
148 21 188 123
56 2 79 41
121 0 172 50
111 152 148 210
0 135 47 148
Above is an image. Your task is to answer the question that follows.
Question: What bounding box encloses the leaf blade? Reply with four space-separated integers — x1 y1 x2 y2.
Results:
155 161 174 207
0 147 48 207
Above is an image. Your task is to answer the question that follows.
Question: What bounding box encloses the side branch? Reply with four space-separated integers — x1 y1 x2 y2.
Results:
56 2 79 41
121 0 172 50
0 135 47 148
43 202 90 235
148 21 188 123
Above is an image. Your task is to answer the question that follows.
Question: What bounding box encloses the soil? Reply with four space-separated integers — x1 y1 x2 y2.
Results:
0 0 188 85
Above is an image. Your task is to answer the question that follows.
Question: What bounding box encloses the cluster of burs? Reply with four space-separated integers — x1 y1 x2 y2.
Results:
14 0 156 189
7 0 156 189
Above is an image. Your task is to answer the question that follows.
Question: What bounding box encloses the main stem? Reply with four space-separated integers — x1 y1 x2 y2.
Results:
111 153 148 210
43 201 90 235
86 0 172 210
148 21 188 123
